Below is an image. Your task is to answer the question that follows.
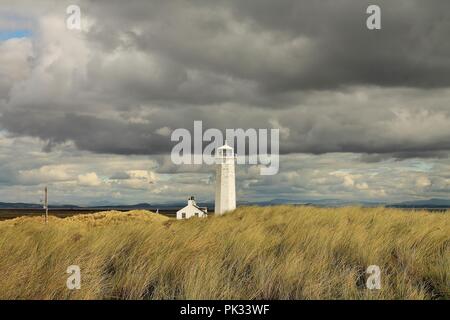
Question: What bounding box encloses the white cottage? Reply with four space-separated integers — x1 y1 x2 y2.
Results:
176 196 208 220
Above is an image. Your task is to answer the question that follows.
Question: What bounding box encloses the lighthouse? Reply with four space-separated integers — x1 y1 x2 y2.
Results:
215 141 236 214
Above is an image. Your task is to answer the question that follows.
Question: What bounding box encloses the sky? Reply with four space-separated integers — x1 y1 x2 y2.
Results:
0 0 450 206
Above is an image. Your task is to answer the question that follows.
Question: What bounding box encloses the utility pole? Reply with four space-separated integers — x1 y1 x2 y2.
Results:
44 186 48 224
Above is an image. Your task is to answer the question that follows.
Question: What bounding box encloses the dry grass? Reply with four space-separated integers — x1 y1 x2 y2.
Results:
0 206 448 300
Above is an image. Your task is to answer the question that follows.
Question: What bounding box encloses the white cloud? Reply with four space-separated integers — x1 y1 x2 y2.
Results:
356 182 369 190
0 38 32 96
78 172 102 187
155 126 172 137
416 176 431 188
18 165 72 185
109 170 157 190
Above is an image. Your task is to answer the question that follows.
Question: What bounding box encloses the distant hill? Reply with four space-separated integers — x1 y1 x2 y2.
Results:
0 202 82 209
89 203 155 209
0 202 45 209
388 198 450 208
239 198 385 207
1 198 449 210
0 201 186 210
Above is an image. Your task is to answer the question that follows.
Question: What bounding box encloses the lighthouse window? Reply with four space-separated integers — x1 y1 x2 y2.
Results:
182 213 186 219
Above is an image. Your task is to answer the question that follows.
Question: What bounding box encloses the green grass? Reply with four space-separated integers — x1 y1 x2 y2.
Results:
0 206 448 299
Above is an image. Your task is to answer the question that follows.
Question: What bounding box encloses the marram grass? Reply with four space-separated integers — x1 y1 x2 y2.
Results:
0 206 448 300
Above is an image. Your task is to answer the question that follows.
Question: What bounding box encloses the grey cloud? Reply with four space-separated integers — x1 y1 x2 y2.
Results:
85 0 450 91
360 151 450 163
110 172 131 180
5 87 450 157
1 1 450 161
1 111 170 155
1 133 449 204
223 0 450 90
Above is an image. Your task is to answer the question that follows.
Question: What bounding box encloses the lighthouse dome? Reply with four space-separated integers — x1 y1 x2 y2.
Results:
216 140 234 158
217 141 233 150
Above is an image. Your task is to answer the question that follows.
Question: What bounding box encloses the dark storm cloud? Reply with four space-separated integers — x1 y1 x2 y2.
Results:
223 0 450 90
85 0 450 91
360 151 450 163
110 172 131 180
1 0 450 158
0 111 172 155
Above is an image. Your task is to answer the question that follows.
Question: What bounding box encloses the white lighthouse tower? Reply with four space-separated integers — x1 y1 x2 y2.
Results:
215 141 236 214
